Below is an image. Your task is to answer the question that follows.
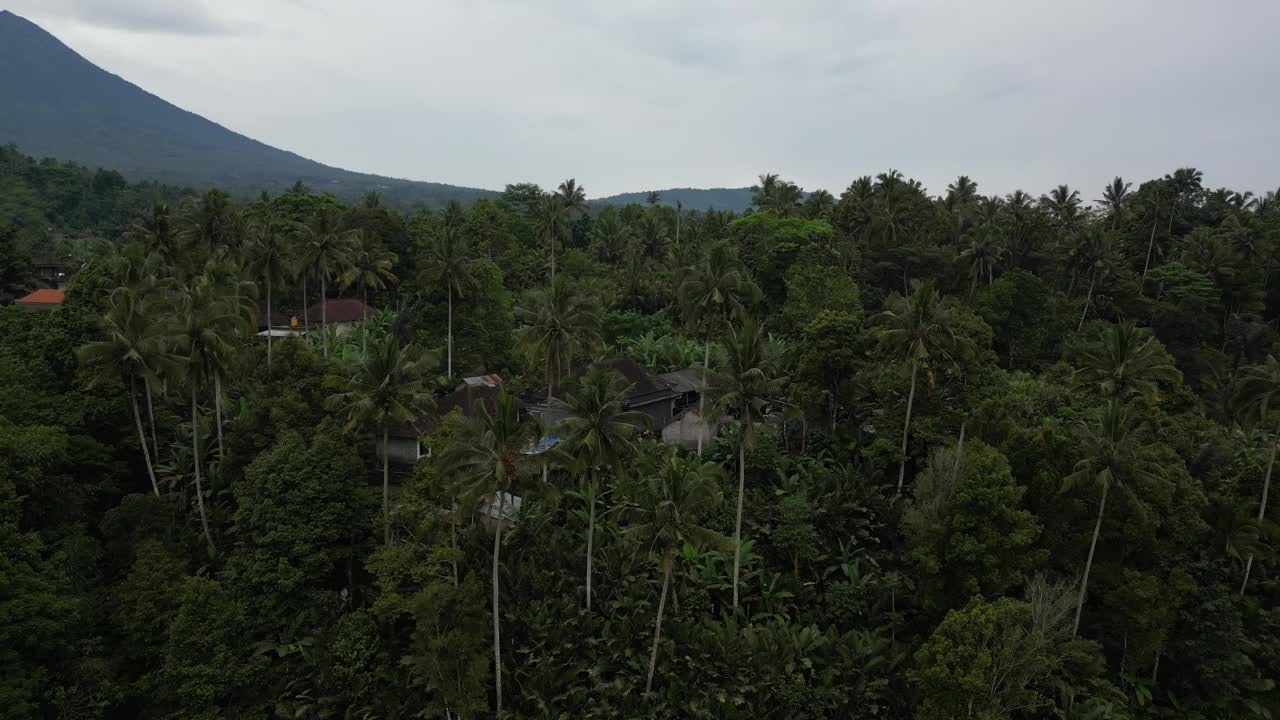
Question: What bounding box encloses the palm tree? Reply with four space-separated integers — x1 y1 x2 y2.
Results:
328 335 435 545
1071 227 1124 330
706 317 783 608
1234 355 1280 596
1097 177 1133 231
533 194 569 284
945 175 979 210
303 208 358 357
1041 184 1083 231
1062 400 1163 637
750 173 780 209
516 277 602 399
77 290 179 497
175 278 239 553
646 190 661 206
439 390 536 719
623 453 727 694
340 231 398 356
126 203 185 278
552 367 651 611
417 204 474 378
246 211 292 369
877 281 961 492
959 224 1004 293
1073 321 1181 401
677 242 760 455
203 254 257 461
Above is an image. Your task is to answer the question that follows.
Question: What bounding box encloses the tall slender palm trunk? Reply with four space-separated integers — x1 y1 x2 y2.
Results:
302 275 309 334
698 335 710 456
645 561 672 694
732 436 746 608
321 275 328 358
266 275 273 369
447 286 454 378
1240 433 1277 596
897 362 919 492
491 491 505 717
585 475 596 611
191 387 215 553
1073 481 1108 638
1078 271 1096 331
145 379 160 466
1142 211 1159 284
214 375 225 461
130 375 160 497
362 283 368 357
383 426 392 546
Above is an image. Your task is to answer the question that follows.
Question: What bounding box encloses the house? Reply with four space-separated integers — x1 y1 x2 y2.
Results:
377 375 513 466
15 288 64 310
256 307 302 338
595 358 680 429
304 298 377 336
479 491 523 531
30 255 78 289
659 367 706 413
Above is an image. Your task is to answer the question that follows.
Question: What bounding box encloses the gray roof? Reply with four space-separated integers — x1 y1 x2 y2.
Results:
659 368 705 395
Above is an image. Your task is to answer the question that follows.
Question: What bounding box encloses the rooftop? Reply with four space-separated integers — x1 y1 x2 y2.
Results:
659 368 706 395
16 288 64 305
596 357 678 405
304 298 377 324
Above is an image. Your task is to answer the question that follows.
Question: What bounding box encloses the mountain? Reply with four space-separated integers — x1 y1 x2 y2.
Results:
592 187 755 213
0 10 497 209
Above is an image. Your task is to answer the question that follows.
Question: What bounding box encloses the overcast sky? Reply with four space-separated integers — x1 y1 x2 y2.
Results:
7 0 1280 198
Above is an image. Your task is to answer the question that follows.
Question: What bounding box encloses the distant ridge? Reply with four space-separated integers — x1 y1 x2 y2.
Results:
592 187 754 213
0 10 497 209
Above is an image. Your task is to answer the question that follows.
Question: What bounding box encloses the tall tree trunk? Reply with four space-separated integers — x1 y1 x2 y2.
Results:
1073 481 1108 638
897 362 919 492
491 491 505 717
1240 432 1277 596
585 475 595 611
550 233 557 285
732 433 746 608
698 335 710 456
447 286 454 379
362 283 368 357
145 378 160 466
131 375 160 497
321 275 328 358
191 387 215 553
951 420 966 484
1077 271 1096 331
214 374 225 461
645 561 672 694
383 426 391 546
302 275 309 334
266 274 273 369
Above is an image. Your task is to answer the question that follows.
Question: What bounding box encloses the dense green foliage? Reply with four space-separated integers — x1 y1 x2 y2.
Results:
2 160 1280 720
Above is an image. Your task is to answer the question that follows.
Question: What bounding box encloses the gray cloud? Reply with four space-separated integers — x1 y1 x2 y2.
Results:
5 0 1280 197
11 0 229 35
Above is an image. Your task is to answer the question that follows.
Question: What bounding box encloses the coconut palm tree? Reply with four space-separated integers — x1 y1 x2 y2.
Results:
328 335 435 545
77 290 179 497
706 317 784 608
1070 226 1124 330
126 203 186 278
1073 321 1181 401
1062 400 1164 637
959 224 1004 293
438 389 535 719
203 253 257 461
552 367 651 611
246 212 292 369
1041 184 1084 232
945 175 980 210
878 281 962 492
303 208 358 357
516 277 602 399
179 189 237 261
418 202 474 378
645 190 661 207
1234 355 1280 596
1097 177 1133 231
623 453 727 694
175 277 240 553
677 241 760 455
341 231 398 357
534 193 569 284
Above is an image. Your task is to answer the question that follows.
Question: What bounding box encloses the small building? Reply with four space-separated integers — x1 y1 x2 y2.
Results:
304 298 378 336
659 367 706 413
661 408 718 450
595 358 680 430
30 256 78 289
15 288 64 310
377 376 513 466
256 307 303 338
479 491 523 531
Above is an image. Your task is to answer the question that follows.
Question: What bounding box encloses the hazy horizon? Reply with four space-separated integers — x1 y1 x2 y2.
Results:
6 0 1279 198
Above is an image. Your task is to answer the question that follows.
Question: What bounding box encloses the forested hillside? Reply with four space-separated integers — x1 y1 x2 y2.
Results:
3 165 1280 719
0 11 497 209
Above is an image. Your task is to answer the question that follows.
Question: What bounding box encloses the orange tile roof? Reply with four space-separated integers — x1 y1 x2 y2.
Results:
16 288 64 305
